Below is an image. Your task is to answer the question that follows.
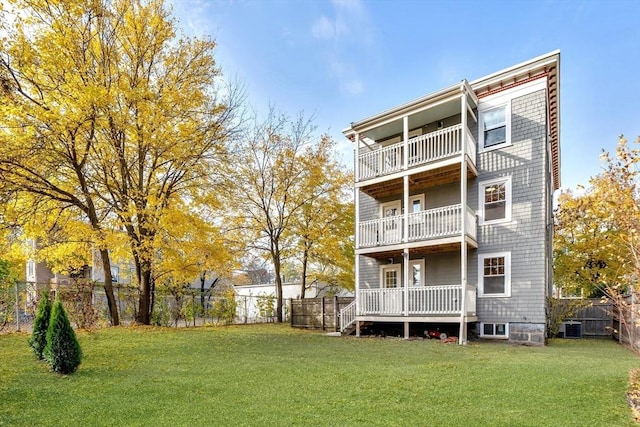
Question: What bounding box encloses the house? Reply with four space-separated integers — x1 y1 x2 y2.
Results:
234 280 354 322
25 244 134 305
341 51 560 345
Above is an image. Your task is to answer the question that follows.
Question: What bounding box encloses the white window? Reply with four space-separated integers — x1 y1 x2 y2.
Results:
480 322 509 339
478 252 511 297
480 104 509 150
409 259 425 287
27 261 35 280
111 266 120 283
478 177 512 225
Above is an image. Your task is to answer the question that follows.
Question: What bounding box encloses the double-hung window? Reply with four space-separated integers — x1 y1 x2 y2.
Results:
478 177 512 224
479 102 511 151
478 252 511 297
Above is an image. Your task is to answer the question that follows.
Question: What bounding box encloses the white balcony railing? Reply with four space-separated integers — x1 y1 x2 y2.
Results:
359 204 476 248
359 284 477 316
357 124 476 182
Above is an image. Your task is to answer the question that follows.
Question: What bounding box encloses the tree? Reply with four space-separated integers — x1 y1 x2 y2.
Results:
0 0 241 324
554 136 640 347
28 291 52 359
0 0 123 324
291 189 353 298
43 298 83 374
554 135 640 297
231 110 350 321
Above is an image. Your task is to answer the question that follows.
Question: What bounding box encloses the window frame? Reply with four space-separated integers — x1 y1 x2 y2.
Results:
409 259 425 287
479 102 511 151
480 322 509 339
478 252 511 297
478 177 512 225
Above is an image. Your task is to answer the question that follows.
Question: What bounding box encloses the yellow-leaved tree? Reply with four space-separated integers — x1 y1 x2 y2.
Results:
231 110 353 321
0 0 240 324
554 135 639 345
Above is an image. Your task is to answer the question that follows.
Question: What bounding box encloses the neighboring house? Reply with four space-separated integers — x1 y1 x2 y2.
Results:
234 281 353 322
25 245 134 304
341 51 560 345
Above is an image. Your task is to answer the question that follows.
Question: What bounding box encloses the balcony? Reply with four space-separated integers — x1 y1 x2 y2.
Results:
357 124 477 183
358 204 477 249
358 284 477 317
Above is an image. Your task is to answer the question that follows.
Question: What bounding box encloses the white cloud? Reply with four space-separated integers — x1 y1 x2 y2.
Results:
329 59 364 96
310 0 372 97
311 15 335 40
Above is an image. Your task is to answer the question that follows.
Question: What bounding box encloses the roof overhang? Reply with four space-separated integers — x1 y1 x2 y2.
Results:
342 80 478 141
471 50 561 190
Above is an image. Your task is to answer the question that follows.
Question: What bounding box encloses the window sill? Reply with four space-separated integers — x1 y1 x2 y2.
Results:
478 218 512 226
479 142 512 153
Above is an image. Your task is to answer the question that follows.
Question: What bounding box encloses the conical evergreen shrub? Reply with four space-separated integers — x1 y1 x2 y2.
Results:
28 291 52 360
43 298 82 374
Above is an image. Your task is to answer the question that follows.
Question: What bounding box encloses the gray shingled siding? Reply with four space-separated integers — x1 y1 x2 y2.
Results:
475 89 548 337
358 255 380 290
425 252 462 285
358 191 378 222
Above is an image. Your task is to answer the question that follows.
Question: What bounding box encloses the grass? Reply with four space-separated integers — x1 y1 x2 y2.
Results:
0 324 638 426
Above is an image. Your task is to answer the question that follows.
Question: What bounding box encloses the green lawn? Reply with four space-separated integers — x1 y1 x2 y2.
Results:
0 324 637 426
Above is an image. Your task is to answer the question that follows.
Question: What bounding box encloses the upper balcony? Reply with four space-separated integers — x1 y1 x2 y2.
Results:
344 82 479 199
357 123 477 184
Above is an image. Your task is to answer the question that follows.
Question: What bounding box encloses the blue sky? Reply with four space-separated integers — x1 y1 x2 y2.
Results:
170 0 640 192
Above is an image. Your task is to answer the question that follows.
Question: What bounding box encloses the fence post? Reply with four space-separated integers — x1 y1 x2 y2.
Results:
15 282 20 332
334 296 339 332
290 298 293 326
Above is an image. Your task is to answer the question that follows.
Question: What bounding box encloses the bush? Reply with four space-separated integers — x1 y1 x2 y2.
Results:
628 368 640 422
213 289 237 325
43 299 82 374
28 291 52 360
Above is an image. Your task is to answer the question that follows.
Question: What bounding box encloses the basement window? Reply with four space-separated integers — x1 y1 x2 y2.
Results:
481 322 508 339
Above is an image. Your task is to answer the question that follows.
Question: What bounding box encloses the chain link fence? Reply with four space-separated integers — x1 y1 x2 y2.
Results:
0 281 290 333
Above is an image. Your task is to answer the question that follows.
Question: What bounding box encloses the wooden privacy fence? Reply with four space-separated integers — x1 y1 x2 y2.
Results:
290 297 354 332
563 299 613 338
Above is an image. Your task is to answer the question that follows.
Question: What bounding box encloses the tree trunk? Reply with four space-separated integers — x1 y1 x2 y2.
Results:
99 248 120 326
200 271 206 310
136 263 153 324
273 252 283 323
301 244 309 299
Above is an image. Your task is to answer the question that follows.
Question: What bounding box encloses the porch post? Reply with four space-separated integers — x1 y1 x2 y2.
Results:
459 88 468 345
355 253 360 329
354 132 360 182
403 248 409 319
403 115 409 170
355 134 360 249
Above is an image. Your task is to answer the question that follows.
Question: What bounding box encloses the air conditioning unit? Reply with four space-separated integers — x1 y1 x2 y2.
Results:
560 321 582 338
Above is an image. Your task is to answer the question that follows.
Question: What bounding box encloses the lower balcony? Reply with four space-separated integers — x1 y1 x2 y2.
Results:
358 204 476 249
358 284 477 319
